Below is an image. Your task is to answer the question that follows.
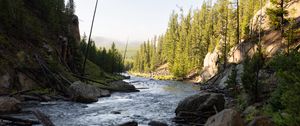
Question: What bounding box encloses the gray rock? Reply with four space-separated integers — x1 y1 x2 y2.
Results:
0 97 21 114
68 81 100 103
119 121 138 126
205 109 244 126
109 81 139 92
175 93 225 125
98 89 111 97
175 93 225 115
198 48 220 83
148 121 168 126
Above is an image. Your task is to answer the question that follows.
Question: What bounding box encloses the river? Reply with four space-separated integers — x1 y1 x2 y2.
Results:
28 76 199 126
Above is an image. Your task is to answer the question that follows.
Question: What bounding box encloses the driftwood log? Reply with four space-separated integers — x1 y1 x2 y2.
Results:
32 109 55 126
0 115 40 126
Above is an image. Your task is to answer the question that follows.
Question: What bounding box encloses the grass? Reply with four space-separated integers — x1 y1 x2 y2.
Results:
129 71 175 80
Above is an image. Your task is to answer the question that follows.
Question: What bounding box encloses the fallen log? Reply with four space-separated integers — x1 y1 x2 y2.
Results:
0 115 40 125
32 109 55 126
72 74 109 86
9 89 34 97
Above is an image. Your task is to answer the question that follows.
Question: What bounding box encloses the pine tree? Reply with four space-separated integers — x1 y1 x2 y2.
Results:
66 0 75 15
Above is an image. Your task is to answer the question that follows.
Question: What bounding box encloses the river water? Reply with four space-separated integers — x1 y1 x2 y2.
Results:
31 76 199 126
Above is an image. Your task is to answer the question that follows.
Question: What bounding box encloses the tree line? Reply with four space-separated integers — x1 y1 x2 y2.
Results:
79 34 124 74
132 0 267 77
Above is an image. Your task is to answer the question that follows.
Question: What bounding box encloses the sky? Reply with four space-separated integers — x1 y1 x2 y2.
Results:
74 0 204 44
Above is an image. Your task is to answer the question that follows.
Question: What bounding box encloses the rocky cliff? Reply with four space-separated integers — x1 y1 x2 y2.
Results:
196 0 300 86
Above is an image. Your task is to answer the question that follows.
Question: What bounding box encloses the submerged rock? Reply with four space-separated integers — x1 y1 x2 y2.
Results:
68 81 99 103
148 120 168 126
0 96 21 114
109 81 139 92
119 121 138 126
111 111 121 114
174 93 225 125
205 109 244 126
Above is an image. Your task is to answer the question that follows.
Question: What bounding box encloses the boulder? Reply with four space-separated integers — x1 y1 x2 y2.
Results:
98 89 111 97
247 116 274 126
174 93 225 125
148 121 168 126
205 109 244 126
119 121 138 126
0 97 21 114
68 81 100 103
109 81 139 92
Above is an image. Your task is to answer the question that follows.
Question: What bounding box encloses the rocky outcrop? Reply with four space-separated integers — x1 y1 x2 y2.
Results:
247 116 274 126
198 49 220 82
174 93 225 125
202 64 244 90
68 81 100 103
0 97 21 114
205 109 244 126
109 81 139 92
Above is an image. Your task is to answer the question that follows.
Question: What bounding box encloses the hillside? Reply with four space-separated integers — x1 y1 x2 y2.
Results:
0 0 134 101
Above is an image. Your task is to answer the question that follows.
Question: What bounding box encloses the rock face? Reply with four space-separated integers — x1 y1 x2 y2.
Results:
109 81 139 92
174 93 225 125
198 49 220 82
0 97 21 114
68 81 100 103
247 116 274 126
205 109 244 126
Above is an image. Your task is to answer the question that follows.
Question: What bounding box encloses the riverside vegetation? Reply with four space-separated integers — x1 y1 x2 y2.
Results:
131 0 300 125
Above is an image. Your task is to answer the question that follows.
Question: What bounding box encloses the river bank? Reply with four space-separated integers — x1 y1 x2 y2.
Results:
0 73 141 125
1 75 200 125
128 72 200 84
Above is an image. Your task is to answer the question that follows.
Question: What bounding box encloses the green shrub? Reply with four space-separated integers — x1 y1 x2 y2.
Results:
265 52 300 125
226 65 239 97
242 52 264 103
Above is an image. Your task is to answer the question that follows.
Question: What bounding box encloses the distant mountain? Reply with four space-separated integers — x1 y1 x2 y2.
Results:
92 36 139 49
92 36 141 60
